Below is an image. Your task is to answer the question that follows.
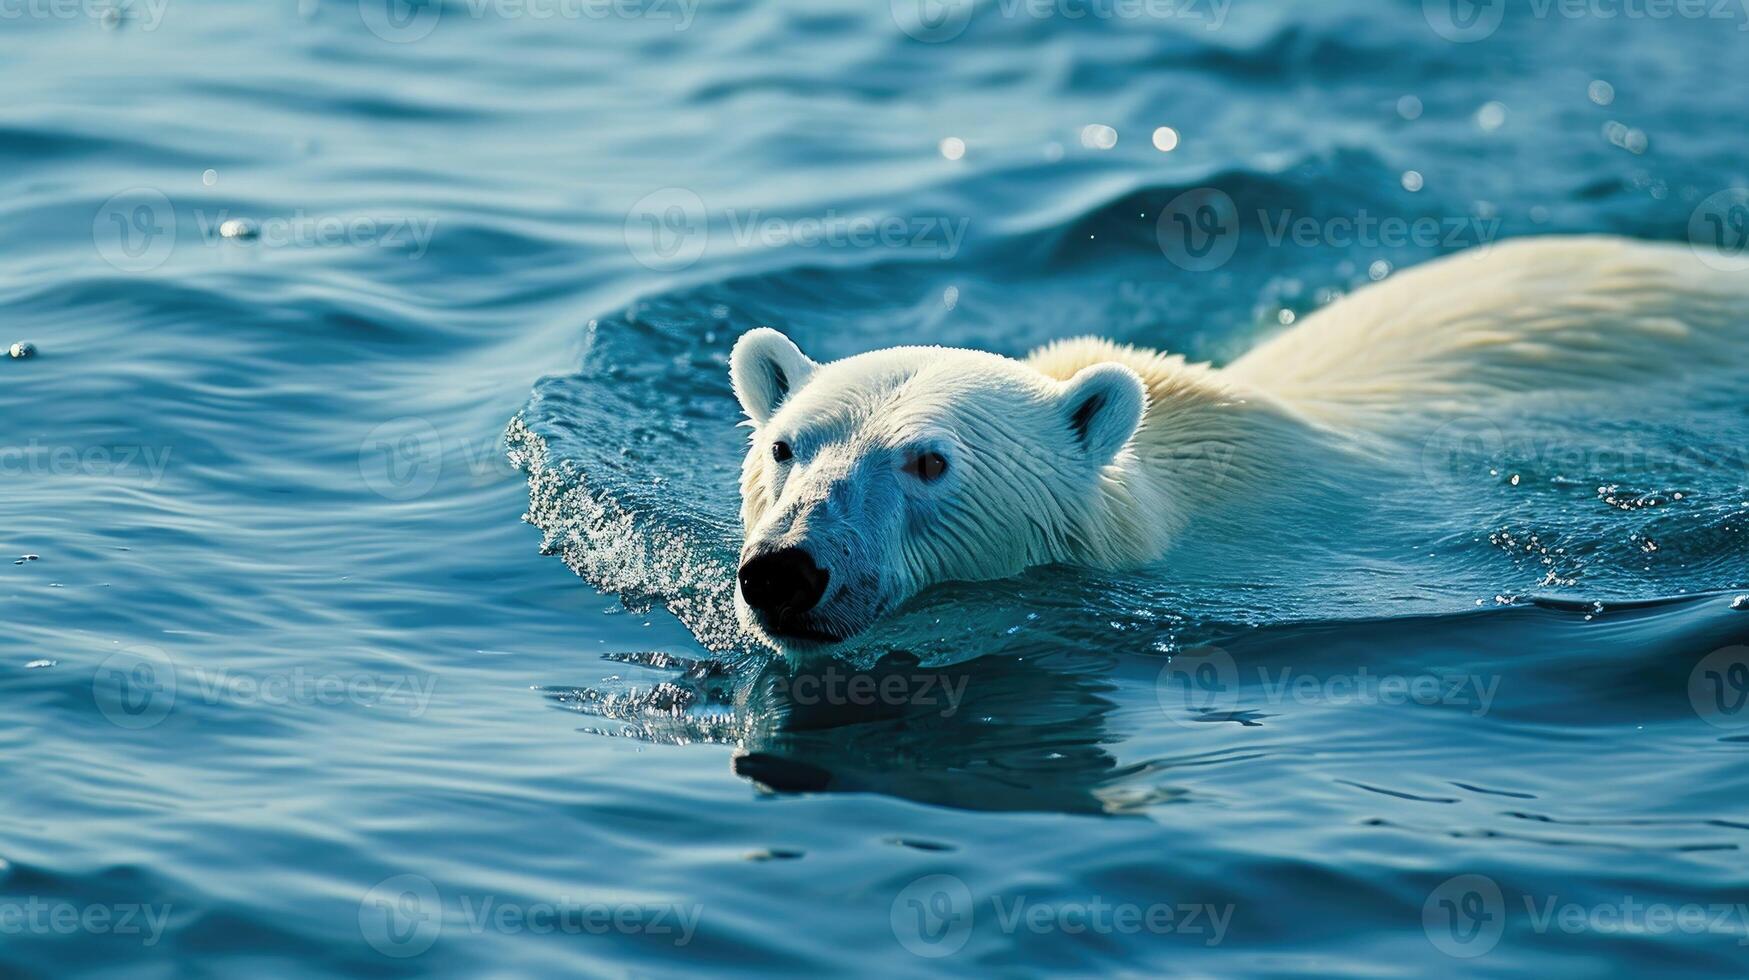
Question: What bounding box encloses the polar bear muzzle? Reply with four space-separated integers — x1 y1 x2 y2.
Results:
738 546 834 641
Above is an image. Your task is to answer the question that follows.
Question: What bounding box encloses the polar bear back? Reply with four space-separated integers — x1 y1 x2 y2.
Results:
1225 235 1747 429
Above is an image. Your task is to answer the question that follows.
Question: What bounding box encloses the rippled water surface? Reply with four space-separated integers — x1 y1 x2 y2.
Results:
5 2 1749 976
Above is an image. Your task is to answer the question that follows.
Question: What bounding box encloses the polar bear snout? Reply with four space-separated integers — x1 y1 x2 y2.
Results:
738 547 832 640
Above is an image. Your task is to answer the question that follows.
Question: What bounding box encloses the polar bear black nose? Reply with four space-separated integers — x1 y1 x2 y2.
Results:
738 547 829 622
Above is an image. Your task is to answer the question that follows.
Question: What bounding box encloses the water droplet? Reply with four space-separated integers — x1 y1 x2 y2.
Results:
1079 124 1117 150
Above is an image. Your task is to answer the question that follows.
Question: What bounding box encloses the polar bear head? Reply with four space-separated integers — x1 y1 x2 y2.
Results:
729 327 1146 652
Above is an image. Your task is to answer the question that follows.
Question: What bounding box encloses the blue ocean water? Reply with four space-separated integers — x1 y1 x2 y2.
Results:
4 1 1749 976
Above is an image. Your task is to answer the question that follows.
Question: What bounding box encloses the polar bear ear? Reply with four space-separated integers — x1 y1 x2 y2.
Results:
731 327 817 424
1059 362 1145 463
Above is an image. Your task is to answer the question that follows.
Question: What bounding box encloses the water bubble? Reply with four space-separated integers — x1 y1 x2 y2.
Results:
1401 170 1424 192
8 342 35 359
1042 141 1064 162
1397 95 1423 120
1368 260 1391 281
942 285 959 310
219 218 258 240
201 169 217 186
1588 80 1614 106
938 137 965 161
1079 124 1117 150
1151 126 1179 152
1476 101 1507 131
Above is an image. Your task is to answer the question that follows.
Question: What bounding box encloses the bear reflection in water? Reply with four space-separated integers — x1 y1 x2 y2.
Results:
545 643 1198 816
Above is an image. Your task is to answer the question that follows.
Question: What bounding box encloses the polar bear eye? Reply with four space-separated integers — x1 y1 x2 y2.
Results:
771 440 794 463
904 451 948 482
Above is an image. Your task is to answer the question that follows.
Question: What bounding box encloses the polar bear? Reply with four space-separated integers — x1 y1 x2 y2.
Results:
729 235 1746 652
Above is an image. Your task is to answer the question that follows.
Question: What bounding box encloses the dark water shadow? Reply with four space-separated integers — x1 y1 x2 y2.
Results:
544 644 1193 816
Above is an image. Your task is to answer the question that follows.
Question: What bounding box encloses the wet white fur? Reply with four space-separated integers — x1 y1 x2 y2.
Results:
731 235 1747 649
